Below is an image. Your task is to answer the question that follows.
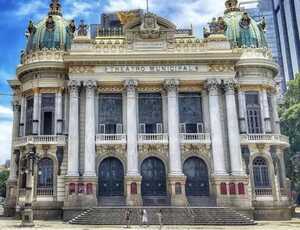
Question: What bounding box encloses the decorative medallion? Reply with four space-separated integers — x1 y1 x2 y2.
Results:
69 65 96 74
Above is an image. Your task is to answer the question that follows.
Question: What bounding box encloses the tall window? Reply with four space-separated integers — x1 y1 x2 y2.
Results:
246 92 262 133
253 157 270 188
138 93 163 133
41 94 55 135
179 93 203 133
38 158 54 194
25 97 34 135
98 93 123 134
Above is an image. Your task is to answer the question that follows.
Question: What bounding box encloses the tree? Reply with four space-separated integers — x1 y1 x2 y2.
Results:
279 74 300 201
0 170 9 198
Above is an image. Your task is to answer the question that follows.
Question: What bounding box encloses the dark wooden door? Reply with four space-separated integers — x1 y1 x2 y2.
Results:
141 157 166 196
99 157 124 196
184 157 209 196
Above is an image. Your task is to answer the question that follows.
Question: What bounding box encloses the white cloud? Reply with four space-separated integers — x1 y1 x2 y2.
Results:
0 105 13 119
103 0 225 31
0 120 12 164
15 0 46 19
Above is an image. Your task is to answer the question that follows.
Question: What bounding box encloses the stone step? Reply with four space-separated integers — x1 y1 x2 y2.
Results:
187 196 217 207
142 196 170 206
98 196 126 206
68 207 256 225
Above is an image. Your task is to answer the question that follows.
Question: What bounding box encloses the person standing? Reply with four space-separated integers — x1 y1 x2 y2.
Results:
124 209 131 228
141 209 149 227
157 209 163 230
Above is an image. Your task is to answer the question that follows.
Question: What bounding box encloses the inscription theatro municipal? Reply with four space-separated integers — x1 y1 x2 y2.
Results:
105 65 201 73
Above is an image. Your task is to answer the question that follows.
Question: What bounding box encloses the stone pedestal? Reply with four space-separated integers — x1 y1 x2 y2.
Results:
64 177 97 208
4 179 18 217
125 176 142 206
21 205 34 227
168 175 187 206
212 175 251 209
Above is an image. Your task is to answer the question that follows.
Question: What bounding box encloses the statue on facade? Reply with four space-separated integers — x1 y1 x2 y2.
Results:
68 20 76 35
239 12 251 29
77 20 88 36
45 15 55 31
258 17 266 32
26 20 36 37
206 16 227 37
140 13 160 39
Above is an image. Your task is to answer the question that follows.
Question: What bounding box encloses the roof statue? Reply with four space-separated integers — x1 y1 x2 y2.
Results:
49 0 62 16
78 20 88 36
117 10 140 25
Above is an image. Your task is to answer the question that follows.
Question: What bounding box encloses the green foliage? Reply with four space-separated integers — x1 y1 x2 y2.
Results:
279 74 300 196
0 170 9 197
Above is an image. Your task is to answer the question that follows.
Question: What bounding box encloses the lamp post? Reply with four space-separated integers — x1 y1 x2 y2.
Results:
21 145 39 227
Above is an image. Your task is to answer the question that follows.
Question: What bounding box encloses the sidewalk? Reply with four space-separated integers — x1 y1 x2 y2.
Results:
0 208 299 230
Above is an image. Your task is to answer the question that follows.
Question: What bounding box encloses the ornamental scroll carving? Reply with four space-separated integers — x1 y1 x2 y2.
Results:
69 65 96 74
96 145 126 155
138 144 169 156
124 79 138 93
223 79 238 92
181 144 211 155
208 64 234 72
68 80 81 97
164 79 179 92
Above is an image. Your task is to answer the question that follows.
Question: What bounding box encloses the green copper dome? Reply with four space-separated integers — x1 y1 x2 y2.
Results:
25 0 75 53
223 0 267 48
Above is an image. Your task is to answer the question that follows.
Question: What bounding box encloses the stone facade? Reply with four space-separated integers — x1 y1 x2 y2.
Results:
4 0 293 221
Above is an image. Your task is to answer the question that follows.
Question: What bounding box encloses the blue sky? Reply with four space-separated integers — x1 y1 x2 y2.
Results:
0 0 229 164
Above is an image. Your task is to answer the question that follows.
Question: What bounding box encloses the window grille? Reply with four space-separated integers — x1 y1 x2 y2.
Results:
156 123 163 133
37 158 54 196
253 157 271 188
246 92 262 133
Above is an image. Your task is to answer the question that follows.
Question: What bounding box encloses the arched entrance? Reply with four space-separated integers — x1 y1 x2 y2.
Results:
141 157 166 196
98 157 124 196
183 157 209 196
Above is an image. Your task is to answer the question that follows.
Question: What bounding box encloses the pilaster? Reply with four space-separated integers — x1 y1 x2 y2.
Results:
32 88 39 135
56 88 64 135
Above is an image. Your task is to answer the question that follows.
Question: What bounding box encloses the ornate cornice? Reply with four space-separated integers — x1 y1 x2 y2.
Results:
208 64 234 72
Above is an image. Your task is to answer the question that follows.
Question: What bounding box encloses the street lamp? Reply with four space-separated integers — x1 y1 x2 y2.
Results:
21 145 40 227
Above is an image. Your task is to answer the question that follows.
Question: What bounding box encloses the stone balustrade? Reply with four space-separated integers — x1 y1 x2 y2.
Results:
179 133 211 144
14 135 66 147
96 134 127 145
240 134 289 146
138 133 169 144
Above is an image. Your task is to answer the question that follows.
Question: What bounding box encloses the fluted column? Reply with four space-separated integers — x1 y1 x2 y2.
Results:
67 80 81 177
206 79 227 175
84 80 97 177
238 91 247 133
224 80 244 175
32 88 39 135
19 97 26 137
125 80 139 176
56 88 64 135
262 89 271 133
271 90 281 134
165 79 183 176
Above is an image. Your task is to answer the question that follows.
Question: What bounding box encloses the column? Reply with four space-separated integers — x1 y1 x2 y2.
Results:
9 102 20 180
56 88 63 135
67 80 81 177
238 91 247 133
19 97 26 137
202 90 211 133
124 80 139 176
32 88 39 135
165 79 183 176
84 80 97 177
206 79 227 175
262 89 271 133
224 80 244 176
271 90 281 134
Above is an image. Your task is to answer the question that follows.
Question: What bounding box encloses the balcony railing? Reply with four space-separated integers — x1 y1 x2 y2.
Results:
240 134 289 146
255 188 273 196
180 133 211 144
138 133 169 144
36 187 54 196
96 134 127 145
14 135 66 147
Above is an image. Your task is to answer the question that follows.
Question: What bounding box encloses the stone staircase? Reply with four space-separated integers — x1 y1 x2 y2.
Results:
68 207 255 225
187 196 217 207
98 196 126 206
142 196 170 206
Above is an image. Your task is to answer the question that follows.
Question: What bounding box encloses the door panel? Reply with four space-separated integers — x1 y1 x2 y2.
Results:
99 157 124 196
184 157 209 196
141 157 166 196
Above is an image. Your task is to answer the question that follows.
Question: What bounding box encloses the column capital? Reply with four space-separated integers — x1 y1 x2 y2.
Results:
164 79 179 92
68 80 81 91
83 80 97 89
32 87 39 94
223 79 238 94
205 79 221 95
56 87 64 94
124 79 138 92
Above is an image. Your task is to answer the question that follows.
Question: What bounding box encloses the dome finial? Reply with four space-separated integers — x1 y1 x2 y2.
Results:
49 0 62 16
224 0 240 14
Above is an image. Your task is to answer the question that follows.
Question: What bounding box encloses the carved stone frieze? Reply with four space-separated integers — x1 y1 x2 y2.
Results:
21 49 65 65
138 144 169 155
69 65 96 74
96 144 126 155
137 85 162 92
98 86 123 93
208 64 234 72
181 143 211 155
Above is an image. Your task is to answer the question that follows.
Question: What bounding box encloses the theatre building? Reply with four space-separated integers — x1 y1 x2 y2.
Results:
5 0 293 223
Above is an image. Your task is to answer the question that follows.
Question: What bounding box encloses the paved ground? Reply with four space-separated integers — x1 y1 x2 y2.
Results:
0 208 299 230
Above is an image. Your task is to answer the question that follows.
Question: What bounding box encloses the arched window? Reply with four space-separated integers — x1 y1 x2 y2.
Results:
238 183 245 195
69 183 76 195
220 183 227 195
86 183 93 195
229 183 236 195
253 157 270 188
37 158 54 195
